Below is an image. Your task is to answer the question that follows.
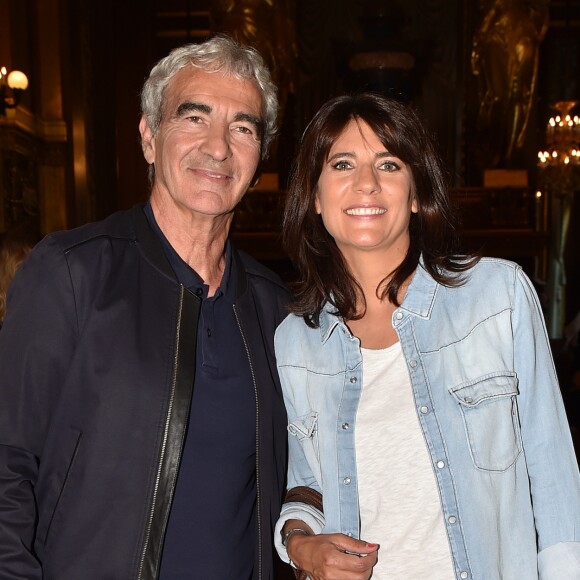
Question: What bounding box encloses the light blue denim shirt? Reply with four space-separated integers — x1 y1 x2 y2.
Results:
274 258 580 579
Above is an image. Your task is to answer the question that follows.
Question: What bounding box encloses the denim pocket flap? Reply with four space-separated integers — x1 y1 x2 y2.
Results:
449 373 518 407
288 411 318 440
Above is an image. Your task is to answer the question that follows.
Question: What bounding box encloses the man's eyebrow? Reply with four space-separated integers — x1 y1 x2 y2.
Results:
175 101 211 117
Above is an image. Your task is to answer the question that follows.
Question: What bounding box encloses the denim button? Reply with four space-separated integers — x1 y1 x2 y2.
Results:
409 360 417 368
448 516 457 524
342 422 350 430
343 477 351 485
395 312 403 320
350 377 357 383
420 406 429 414
437 460 445 469
460 573 468 579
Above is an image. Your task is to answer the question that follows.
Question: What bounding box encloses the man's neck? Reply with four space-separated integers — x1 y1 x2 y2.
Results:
150 197 233 296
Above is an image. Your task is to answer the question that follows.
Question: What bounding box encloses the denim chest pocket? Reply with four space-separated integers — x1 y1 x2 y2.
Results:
449 373 522 472
287 411 323 484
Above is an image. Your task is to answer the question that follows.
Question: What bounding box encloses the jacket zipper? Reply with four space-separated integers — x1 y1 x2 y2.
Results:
233 304 262 580
137 285 185 580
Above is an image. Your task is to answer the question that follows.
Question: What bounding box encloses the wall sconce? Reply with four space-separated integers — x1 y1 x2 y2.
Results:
0 66 29 117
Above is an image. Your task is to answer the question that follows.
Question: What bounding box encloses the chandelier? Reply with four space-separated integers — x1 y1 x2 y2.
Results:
537 100 580 194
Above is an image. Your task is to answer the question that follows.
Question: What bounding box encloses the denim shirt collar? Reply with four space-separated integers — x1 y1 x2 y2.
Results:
398 263 438 319
318 260 438 344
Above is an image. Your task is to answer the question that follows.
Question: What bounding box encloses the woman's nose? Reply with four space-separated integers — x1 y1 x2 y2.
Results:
355 164 381 194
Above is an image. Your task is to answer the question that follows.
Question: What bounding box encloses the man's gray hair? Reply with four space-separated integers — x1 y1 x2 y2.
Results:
140 34 278 160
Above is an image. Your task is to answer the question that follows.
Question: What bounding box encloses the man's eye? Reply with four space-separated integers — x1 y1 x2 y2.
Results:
235 125 253 135
187 115 203 123
332 161 351 170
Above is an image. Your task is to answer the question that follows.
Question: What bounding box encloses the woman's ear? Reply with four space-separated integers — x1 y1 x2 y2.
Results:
410 188 418 213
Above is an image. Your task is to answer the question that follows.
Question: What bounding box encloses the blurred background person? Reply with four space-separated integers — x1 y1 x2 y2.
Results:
0 232 33 327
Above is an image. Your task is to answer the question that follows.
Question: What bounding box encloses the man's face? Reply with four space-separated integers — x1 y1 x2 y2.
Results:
140 67 264 222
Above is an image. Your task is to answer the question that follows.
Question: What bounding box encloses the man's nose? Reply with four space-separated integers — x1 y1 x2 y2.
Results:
200 122 232 162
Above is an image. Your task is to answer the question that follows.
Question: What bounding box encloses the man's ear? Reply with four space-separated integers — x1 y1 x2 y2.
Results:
250 165 262 189
139 116 156 164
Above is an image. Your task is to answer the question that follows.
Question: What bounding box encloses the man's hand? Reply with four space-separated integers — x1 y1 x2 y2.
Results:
287 532 379 580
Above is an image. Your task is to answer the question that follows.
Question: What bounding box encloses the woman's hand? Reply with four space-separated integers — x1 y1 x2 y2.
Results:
287 532 379 580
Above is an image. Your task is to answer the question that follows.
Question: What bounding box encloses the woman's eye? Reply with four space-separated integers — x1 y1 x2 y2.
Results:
379 160 400 171
332 160 351 170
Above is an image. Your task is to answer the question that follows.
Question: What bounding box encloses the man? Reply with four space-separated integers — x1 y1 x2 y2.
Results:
0 35 291 579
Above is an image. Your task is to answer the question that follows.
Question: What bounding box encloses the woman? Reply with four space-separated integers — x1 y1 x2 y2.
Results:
274 93 580 579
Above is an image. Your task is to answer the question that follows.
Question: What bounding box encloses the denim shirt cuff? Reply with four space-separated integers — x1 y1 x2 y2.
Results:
538 541 580 579
274 501 325 562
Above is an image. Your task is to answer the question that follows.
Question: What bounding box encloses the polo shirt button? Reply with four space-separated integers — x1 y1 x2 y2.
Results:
350 377 357 383
420 406 429 414
460 572 468 579
436 460 445 469
195 288 203 297
343 477 351 485
448 516 457 524
342 422 350 430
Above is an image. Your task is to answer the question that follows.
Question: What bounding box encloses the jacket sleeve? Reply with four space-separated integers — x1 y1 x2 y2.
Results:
273 431 326 563
513 268 580 579
273 324 325 564
0 236 78 578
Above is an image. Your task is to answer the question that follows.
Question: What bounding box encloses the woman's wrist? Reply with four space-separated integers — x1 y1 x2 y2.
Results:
285 529 312 569
281 521 313 569
282 527 311 547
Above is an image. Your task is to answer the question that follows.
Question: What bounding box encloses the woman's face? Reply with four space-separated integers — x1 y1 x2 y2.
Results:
315 118 417 265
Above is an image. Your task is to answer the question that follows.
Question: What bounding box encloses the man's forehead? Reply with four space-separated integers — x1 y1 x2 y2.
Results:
168 67 263 117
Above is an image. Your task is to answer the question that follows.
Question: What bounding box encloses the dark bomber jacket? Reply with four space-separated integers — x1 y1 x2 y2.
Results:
0 205 291 580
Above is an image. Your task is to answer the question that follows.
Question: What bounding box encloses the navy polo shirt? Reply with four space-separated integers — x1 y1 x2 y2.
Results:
144 205 256 580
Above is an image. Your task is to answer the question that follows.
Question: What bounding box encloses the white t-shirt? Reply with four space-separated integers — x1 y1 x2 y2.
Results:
355 342 455 579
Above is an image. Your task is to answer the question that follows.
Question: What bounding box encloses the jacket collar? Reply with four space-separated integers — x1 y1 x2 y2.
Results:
130 204 176 281
318 260 439 344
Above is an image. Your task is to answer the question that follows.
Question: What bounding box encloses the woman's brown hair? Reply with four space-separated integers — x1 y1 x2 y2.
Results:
0 234 33 322
282 92 479 327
